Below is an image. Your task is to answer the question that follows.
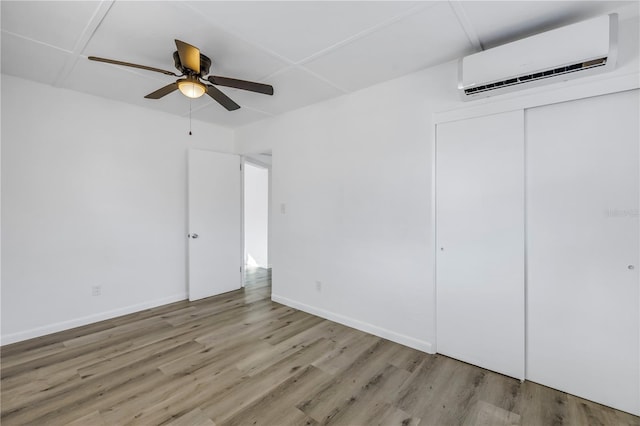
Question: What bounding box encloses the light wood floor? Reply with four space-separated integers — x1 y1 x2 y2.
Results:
1 267 638 425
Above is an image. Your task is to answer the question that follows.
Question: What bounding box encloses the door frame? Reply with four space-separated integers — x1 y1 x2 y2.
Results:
241 154 272 288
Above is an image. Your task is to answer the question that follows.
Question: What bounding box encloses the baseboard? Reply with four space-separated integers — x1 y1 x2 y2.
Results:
271 294 434 354
0 293 187 346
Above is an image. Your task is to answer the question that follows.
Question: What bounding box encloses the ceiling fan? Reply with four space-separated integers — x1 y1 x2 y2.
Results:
88 39 274 111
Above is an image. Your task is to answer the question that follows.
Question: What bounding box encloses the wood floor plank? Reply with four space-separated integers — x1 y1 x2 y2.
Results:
296 338 401 422
0 340 67 370
2 267 637 426
157 337 271 376
2 341 204 425
342 401 420 426
223 365 330 426
236 320 341 377
320 363 412 426
1 311 227 400
514 380 570 426
165 408 216 426
389 345 429 373
462 400 520 426
1 319 171 383
416 361 487 425
193 306 299 347
99 364 241 425
311 329 380 375
260 313 326 346
1 367 80 413
0 320 116 358
471 368 521 415
66 409 107 426
393 354 469 422
201 337 336 424
62 315 171 348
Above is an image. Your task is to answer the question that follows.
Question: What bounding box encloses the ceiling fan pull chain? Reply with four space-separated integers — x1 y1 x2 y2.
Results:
189 99 192 136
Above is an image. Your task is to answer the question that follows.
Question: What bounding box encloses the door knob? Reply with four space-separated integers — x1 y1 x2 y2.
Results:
189 233 199 239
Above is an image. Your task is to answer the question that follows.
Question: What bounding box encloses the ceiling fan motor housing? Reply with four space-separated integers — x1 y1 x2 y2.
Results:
173 51 211 76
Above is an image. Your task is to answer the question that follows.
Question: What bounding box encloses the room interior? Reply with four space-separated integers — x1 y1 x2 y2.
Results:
1 1 639 424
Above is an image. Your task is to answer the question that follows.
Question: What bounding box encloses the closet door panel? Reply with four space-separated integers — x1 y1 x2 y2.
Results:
436 110 525 379
526 90 639 415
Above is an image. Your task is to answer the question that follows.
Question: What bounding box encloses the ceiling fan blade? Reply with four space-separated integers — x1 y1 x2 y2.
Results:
175 39 200 74
208 76 274 95
206 85 240 111
144 83 179 99
88 56 179 77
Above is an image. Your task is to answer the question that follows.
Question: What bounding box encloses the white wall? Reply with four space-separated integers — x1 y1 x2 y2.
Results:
244 162 269 268
1 15 637 350
236 64 459 352
1 75 234 344
236 16 639 353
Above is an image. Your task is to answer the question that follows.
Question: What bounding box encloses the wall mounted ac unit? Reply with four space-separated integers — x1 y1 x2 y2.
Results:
459 14 618 101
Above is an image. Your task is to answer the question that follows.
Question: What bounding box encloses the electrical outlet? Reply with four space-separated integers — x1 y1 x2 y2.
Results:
92 285 102 296
315 280 322 292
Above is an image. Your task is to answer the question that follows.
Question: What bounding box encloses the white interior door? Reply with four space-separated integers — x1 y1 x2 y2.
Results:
188 149 242 301
526 90 639 415
436 110 525 379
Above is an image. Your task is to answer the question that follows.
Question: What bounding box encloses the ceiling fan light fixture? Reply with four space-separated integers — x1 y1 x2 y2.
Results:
178 78 206 99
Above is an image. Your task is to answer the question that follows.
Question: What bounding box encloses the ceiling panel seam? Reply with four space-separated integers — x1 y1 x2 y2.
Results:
257 64 348 94
235 105 275 117
448 1 484 52
54 0 115 87
183 2 297 76
295 2 437 67
295 66 349 94
1 29 73 54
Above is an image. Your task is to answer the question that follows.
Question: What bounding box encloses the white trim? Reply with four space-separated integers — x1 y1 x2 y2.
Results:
0 293 187 346
243 157 271 170
238 155 245 286
523 110 530 381
431 114 439 354
240 156 246 288
267 164 272 269
272 294 434 354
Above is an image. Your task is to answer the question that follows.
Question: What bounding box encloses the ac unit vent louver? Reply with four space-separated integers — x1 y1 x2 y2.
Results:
459 14 617 100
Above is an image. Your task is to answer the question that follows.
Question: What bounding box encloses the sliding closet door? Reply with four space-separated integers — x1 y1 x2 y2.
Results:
526 90 639 415
436 110 525 379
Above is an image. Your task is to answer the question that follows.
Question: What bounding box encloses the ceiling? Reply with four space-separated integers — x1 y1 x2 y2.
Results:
2 1 638 129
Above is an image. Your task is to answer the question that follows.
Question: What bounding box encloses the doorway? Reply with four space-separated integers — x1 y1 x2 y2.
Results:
243 153 271 288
